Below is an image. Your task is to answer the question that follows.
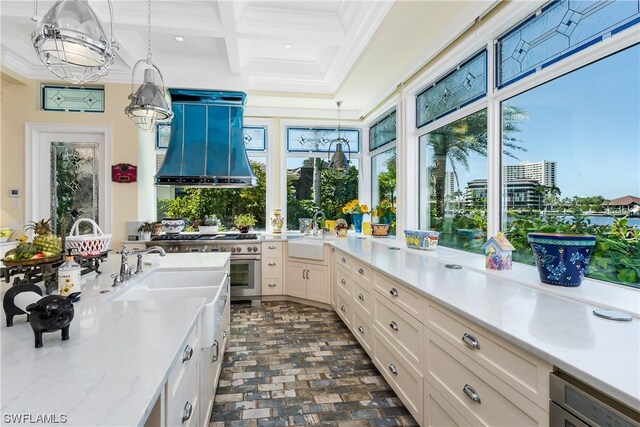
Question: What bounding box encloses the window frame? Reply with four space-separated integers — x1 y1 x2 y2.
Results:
281 119 364 231
400 0 639 251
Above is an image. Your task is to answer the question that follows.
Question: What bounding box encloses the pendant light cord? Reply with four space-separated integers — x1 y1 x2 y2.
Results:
146 0 152 62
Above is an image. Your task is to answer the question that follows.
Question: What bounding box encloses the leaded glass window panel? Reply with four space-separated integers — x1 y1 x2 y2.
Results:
41 85 105 112
244 126 267 151
50 142 99 235
496 0 640 88
369 110 396 151
287 128 360 153
416 50 487 128
156 123 171 148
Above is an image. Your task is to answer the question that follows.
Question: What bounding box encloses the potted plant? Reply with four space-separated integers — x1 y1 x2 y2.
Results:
234 214 257 233
197 214 221 234
341 199 369 233
371 200 396 236
137 222 154 241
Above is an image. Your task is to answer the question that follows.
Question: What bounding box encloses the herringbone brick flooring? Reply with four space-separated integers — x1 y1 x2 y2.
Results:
210 301 417 427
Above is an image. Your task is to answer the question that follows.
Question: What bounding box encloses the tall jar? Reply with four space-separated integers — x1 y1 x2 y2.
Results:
270 209 284 234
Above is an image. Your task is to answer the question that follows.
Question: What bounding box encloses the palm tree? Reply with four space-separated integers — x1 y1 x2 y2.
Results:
427 106 527 218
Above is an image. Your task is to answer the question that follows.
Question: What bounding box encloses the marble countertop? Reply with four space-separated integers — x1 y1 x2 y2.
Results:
1 253 230 426
329 237 640 410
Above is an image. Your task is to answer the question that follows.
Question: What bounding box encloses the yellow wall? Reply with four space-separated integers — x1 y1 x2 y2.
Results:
0 77 139 247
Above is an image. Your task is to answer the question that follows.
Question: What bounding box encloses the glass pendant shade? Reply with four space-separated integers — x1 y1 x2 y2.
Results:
125 62 173 132
329 142 350 171
32 0 117 84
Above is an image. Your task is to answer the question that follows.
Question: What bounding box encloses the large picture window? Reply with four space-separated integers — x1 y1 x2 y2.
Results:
419 110 489 252
372 148 396 234
502 44 640 288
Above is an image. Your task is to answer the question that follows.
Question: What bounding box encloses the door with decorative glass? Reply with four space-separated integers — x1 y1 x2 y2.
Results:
37 132 103 235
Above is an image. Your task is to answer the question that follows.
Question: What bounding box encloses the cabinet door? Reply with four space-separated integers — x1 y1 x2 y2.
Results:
285 261 307 299
306 264 328 303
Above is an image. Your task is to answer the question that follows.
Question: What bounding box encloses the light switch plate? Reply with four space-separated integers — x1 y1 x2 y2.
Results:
9 188 21 197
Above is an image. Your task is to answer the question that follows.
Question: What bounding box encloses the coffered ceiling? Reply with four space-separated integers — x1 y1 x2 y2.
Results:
0 0 496 118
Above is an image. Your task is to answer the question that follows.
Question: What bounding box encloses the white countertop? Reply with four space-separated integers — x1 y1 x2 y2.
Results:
1 253 230 426
329 237 640 411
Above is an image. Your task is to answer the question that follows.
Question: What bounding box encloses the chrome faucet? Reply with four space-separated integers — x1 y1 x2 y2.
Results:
112 246 166 286
312 210 326 238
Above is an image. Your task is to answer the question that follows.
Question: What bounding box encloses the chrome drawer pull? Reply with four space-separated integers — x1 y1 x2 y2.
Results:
462 333 480 350
388 364 398 375
340 305 346 313
358 293 365 301
268 262 277 266
211 340 219 363
341 278 347 285
341 257 346 263
389 288 399 297
358 325 365 334
331 247 335 252
358 268 364 275
268 245 277 249
389 321 398 331
268 283 276 287
182 401 193 422
182 345 193 363
463 384 481 403
223 331 228 338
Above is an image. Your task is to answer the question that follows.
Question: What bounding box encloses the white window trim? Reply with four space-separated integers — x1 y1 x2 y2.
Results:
280 118 364 230
398 0 640 239
24 122 113 234
244 118 273 231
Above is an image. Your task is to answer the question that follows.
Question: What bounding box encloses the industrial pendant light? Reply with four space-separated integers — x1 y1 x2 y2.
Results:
32 0 118 84
124 0 173 132
327 101 351 178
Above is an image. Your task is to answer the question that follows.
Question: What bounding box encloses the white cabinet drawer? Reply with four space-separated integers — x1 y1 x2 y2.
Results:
424 378 471 427
336 293 352 328
263 259 282 278
336 265 352 296
425 332 547 427
335 252 372 281
262 278 283 295
373 331 423 422
263 242 283 256
374 272 423 320
352 308 372 353
427 303 550 408
168 325 199 401
168 373 199 427
352 281 372 317
374 294 422 369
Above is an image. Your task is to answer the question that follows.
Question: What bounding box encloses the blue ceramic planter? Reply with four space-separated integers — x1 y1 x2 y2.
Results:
351 214 363 233
527 233 596 287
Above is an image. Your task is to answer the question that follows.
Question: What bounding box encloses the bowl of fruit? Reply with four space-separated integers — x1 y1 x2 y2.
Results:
0 228 13 243
2 219 63 266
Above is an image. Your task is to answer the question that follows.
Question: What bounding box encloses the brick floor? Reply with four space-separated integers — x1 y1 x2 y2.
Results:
210 301 418 426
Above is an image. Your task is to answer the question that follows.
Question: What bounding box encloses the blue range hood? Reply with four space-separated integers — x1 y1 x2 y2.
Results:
155 89 257 188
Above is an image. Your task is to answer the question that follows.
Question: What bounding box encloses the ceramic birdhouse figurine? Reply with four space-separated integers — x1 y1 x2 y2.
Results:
483 232 515 271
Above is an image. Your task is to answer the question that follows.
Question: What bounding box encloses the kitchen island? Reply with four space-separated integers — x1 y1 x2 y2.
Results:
1 253 229 426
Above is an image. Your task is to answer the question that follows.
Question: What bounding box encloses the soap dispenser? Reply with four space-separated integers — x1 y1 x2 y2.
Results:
58 250 81 297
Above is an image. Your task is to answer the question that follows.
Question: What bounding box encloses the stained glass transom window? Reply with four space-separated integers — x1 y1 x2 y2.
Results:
369 110 396 151
496 0 640 88
243 126 267 151
286 128 360 153
41 85 105 112
416 50 487 128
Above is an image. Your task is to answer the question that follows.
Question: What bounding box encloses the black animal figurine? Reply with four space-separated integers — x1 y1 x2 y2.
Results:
3 284 43 327
26 293 79 348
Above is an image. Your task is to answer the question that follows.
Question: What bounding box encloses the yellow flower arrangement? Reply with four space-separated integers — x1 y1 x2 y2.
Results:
341 199 370 215
372 200 396 218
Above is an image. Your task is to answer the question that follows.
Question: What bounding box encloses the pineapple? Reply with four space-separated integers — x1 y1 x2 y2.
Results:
26 219 62 254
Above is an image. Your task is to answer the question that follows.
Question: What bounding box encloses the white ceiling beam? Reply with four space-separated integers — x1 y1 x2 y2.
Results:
217 0 242 74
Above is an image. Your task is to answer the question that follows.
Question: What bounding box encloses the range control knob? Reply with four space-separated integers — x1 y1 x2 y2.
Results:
247 247 253 252
252 246 258 252
236 247 242 253
231 247 236 253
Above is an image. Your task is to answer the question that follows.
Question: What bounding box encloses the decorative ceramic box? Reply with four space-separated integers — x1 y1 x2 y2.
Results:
483 233 514 270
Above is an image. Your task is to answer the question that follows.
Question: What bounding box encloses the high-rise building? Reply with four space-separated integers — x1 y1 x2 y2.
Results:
503 160 557 187
465 179 543 209
444 171 457 198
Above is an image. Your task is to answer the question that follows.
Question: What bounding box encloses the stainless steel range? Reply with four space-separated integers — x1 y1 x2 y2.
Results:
146 233 261 299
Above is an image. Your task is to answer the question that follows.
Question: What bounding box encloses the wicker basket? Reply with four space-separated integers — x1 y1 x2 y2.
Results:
66 218 111 256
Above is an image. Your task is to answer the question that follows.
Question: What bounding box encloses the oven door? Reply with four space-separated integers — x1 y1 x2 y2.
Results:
229 256 261 298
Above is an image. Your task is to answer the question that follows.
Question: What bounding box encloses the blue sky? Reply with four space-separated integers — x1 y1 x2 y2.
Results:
455 44 640 200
